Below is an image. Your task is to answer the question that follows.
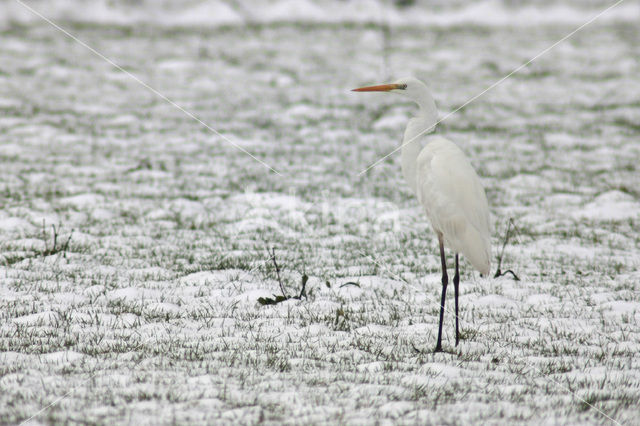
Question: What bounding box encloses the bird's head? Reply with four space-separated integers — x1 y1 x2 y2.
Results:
352 77 434 111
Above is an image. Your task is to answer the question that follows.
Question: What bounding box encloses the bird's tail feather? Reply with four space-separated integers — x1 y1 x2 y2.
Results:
460 226 491 276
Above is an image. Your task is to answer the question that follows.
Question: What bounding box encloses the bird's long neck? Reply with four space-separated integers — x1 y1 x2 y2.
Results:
401 92 438 194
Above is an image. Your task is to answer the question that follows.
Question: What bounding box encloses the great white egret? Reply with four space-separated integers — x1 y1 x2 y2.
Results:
353 77 491 352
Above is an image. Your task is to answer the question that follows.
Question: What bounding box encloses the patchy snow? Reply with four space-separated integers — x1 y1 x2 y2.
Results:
602 301 640 316
0 217 36 234
40 351 85 364
59 193 105 210
373 111 407 131
421 362 462 379
574 190 640 221
526 293 559 305
1 3 639 425
471 295 518 309
13 311 58 326
357 361 385 373
0 143 23 157
107 287 162 302
144 302 181 316
378 400 414 419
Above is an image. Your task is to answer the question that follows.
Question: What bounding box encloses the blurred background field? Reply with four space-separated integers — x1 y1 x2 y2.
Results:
0 1 639 424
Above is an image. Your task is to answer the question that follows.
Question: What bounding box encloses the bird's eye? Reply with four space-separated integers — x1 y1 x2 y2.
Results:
398 84 407 90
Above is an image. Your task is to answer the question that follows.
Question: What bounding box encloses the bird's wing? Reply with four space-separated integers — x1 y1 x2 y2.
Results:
416 136 491 274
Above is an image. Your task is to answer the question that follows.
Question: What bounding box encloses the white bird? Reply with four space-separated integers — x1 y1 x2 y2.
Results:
353 77 491 352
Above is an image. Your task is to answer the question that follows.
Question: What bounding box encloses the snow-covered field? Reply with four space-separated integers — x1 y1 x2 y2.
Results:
1 0 639 424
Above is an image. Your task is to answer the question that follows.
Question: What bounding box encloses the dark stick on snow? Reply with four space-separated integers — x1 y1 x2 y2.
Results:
297 274 308 299
268 247 288 298
494 218 520 281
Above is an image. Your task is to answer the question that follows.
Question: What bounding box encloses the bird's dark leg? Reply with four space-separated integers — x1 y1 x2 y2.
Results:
435 234 448 353
454 254 460 346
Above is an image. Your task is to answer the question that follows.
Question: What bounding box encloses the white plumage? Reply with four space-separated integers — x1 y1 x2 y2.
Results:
416 135 491 275
353 77 491 351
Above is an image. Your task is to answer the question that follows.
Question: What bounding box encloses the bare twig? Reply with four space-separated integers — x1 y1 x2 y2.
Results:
258 249 309 305
494 218 520 281
51 224 58 252
41 219 49 254
298 274 308 299
268 247 287 298
40 220 73 257
60 230 73 255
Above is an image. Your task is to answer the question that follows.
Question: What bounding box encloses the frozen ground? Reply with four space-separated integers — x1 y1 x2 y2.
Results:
1 0 640 424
